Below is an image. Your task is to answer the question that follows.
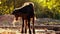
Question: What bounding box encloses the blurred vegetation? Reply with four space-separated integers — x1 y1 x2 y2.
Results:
0 0 60 20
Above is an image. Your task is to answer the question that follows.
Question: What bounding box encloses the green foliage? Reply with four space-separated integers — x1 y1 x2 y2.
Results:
30 0 60 19
0 0 60 19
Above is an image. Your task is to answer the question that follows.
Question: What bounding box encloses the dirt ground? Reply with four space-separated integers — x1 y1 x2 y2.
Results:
0 28 56 34
0 15 59 34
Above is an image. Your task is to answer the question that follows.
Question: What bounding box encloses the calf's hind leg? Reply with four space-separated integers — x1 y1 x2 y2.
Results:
28 18 31 34
21 18 24 33
32 17 35 34
25 20 28 33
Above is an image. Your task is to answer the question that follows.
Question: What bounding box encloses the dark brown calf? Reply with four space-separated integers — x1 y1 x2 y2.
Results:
12 2 35 34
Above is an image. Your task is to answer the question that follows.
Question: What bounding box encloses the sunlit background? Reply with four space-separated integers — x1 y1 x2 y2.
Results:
0 2 1 4
0 0 60 20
